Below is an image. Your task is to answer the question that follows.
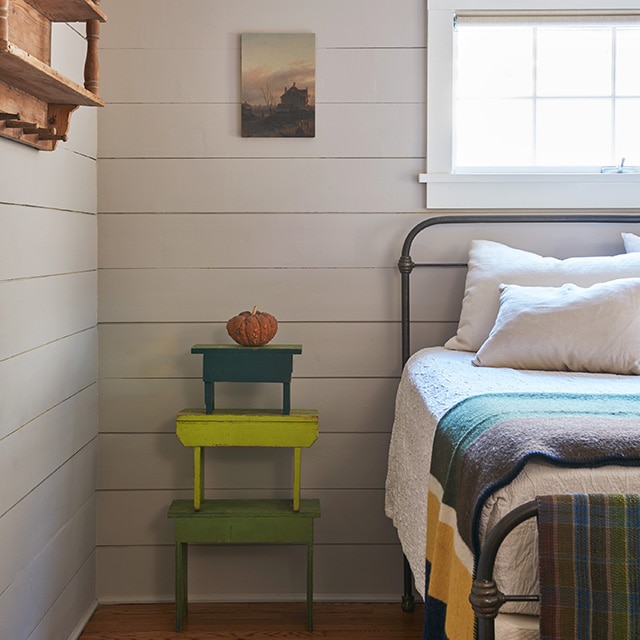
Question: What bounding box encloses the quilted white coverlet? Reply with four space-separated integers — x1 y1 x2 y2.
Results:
385 347 640 604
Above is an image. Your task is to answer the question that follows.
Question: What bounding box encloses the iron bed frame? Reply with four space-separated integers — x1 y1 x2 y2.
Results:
396 213 640 613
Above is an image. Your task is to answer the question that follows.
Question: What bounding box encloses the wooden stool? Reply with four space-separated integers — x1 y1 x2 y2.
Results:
191 344 302 415
176 408 318 511
168 498 321 632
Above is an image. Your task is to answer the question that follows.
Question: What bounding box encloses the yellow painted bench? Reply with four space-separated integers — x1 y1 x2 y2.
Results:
176 408 319 511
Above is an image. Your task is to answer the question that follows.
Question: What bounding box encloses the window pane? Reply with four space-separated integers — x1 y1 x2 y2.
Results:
616 28 640 96
455 98 533 167
537 99 611 166
616 99 640 165
537 28 611 97
455 27 533 98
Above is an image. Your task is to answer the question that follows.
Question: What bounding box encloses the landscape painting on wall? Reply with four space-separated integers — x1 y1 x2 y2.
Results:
241 33 316 138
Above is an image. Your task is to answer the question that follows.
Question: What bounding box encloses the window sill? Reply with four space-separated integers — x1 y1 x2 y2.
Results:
418 172 640 209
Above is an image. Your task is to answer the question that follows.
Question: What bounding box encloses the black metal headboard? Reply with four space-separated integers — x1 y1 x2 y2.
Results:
399 213 640 368
396 212 640 612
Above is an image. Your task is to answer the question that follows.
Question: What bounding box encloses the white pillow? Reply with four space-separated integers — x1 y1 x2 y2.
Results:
472 278 640 374
444 240 640 352
622 232 640 252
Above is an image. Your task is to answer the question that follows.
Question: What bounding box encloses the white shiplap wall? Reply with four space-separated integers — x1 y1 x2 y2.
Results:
0 23 99 640
97 0 430 602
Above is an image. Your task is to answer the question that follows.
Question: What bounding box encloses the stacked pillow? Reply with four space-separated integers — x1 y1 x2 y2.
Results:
623 232 640 252
444 237 640 374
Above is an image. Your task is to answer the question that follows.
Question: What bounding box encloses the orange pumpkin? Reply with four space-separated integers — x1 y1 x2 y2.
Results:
226 306 278 346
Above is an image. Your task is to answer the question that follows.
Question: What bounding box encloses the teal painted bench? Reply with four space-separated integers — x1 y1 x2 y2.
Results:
190 344 303 415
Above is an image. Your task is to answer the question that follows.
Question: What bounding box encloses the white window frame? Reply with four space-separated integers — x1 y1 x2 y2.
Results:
423 0 640 209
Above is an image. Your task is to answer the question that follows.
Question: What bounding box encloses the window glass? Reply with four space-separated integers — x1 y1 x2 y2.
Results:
536 28 611 97
453 22 640 170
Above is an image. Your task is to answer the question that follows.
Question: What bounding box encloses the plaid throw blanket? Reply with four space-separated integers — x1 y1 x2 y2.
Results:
424 392 640 640
538 494 640 640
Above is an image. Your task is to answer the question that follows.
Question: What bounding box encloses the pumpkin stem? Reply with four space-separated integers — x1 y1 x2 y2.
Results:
251 305 258 316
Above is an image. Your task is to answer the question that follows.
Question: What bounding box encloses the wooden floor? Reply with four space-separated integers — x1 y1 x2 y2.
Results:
78 602 424 640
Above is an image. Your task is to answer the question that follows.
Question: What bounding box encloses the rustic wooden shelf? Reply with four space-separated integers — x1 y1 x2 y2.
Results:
0 42 103 106
24 0 106 23
0 0 106 150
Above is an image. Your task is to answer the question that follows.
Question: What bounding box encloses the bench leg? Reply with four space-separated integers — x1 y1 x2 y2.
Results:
293 447 301 511
176 541 188 631
306 540 314 631
204 381 214 413
193 447 204 511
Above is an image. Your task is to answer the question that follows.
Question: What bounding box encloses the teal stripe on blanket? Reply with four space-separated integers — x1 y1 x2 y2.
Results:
537 494 640 640
430 392 640 554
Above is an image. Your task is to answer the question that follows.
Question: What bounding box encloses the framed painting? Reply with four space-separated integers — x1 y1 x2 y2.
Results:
241 33 316 138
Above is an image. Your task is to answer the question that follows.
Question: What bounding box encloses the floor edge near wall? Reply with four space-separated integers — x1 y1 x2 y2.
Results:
68 600 98 640
95 593 415 604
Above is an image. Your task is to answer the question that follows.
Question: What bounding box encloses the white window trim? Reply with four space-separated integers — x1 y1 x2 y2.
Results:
424 0 640 209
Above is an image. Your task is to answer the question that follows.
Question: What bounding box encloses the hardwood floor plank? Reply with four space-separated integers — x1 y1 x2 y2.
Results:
79 603 424 640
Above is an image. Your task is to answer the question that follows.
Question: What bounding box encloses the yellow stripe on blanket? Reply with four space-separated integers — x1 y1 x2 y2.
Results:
427 488 476 640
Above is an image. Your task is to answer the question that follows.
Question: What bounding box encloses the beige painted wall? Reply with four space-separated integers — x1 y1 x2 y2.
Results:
96 0 430 602
0 23 99 640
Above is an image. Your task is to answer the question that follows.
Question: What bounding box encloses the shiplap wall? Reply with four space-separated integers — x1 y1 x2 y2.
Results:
96 0 431 602
0 23 99 640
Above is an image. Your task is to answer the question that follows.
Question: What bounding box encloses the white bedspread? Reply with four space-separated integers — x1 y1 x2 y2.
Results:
385 346 640 604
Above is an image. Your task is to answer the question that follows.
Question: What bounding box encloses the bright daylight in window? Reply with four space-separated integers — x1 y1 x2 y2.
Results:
423 7 640 209
453 18 640 172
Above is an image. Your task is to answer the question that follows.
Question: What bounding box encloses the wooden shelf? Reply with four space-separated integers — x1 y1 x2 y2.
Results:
0 0 106 150
0 41 103 106
24 0 106 23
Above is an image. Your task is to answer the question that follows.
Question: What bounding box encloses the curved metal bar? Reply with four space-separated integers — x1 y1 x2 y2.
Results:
470 501 539 640
399 213 640 366
397 213 640 609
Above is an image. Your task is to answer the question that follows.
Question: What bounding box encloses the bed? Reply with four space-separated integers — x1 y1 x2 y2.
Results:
384 214 640 640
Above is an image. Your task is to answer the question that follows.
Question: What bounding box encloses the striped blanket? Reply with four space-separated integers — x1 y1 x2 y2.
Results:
424 392 640 640
538 493 640 640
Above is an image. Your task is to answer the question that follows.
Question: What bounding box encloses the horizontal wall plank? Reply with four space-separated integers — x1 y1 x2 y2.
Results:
100 48 425 105
99 268 397 323
0 272 97 360
98 213 421 269
0 387 97 516
28 555 96 640
0 329 98 441
98 103 425 159
98 322 399 378
96 543 404 602
0 442 96 594
102 0 425 50
97 432 391 491
97 158 425 214
99 267 464 324
0 206 96 280
96 488 397 546
0 499 95 640
1 147 97 213
99 377 398 434
98 321 453 379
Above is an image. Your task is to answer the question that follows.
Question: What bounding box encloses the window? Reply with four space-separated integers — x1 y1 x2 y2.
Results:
422 4 640 209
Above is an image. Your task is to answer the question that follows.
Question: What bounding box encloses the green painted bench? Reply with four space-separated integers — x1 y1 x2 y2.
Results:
168 498 321 632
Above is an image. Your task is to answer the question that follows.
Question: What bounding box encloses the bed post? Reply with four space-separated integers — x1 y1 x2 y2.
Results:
398 230 417 612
